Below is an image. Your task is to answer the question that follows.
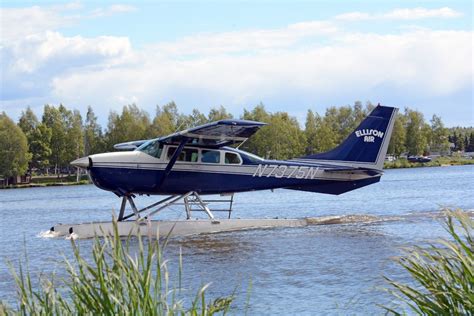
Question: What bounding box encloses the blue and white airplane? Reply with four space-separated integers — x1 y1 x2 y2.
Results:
72 105 398 221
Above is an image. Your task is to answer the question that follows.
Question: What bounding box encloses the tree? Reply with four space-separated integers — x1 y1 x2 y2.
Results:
387 114 407 157
455 135 465 152
188 108 208 127
430 115 449 154
18 107 50 171
18 107 38 137
28 123 52 171
64 109 84 174
84 106 104 155
208 105 233 121
0 112 31 185
405 109 428 156
467 132 474 152
304 109 318 155
241 104 305 159
174 108 209 130
105 104 151 150
304 110 337 154
147 102 179 138
42 105 68 175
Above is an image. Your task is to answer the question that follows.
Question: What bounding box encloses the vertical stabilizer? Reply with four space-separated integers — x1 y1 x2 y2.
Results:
300 105 398 170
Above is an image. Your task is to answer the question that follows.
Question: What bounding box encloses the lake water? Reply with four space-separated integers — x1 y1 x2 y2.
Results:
0 165 473 314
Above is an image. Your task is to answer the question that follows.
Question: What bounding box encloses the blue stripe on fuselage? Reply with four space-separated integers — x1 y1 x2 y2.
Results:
89 166 377 196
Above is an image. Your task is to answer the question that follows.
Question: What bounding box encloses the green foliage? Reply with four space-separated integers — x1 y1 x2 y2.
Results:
28 123 52 170
105 104 151 150
42 105 68 172
429 115 450 154
18 107 52 170
18 107 38 137
147 102 180 138
405 109 428 156
449 127 474 152
384 210 473 315
241 104 305 159
304 110 337 154
208 105 233 122
5 101 469 175
65 110 84 163
3 220 234 315
0 112 31 181
84 106 105 155
387 114 407 157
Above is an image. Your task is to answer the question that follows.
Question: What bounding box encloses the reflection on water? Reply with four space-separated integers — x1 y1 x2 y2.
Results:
0 165 473 314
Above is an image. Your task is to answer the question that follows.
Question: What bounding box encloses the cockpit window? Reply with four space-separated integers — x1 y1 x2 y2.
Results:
167 147 199 162
225 152 241 164
201 150 220 163
136 140 163 159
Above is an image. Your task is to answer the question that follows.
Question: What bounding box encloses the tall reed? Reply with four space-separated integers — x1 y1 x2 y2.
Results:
1 221 233 315
384 209 473 315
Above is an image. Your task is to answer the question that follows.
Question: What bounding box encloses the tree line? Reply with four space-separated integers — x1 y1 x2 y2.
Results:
1 101 472 181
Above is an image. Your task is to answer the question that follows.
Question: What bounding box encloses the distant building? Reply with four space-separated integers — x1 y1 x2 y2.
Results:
0 174 31 187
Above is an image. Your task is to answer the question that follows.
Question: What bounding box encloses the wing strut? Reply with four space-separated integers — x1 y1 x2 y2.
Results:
157 137 188 189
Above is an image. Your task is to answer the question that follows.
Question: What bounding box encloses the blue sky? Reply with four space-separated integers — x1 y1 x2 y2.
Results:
1 1 472 127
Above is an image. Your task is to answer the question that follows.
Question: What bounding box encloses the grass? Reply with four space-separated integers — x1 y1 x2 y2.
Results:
0 220 234 315
30 175 90 184
384 209 473 315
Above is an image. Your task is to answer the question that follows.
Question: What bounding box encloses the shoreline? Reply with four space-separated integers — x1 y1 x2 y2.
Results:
2 161 473 189
1 180 90 189
383 157 474 169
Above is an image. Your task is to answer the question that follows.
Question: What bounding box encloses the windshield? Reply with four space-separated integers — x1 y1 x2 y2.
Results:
136 139 163 158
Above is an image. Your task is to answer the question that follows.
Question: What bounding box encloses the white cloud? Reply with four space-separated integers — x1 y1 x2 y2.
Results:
384 7 462 20
0 4 472 126
0 6 76 43
335 12 371 21
335 7 463 21
150 21 338 57
46 29 472 117
109 4 137 13
90 4 137 18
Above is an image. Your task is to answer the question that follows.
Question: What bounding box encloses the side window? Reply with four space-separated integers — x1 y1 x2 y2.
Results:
225 152 241 164
167 147 177 160
182 148 199 162
201 150 221 163
138 141 163 159
167 147 199 162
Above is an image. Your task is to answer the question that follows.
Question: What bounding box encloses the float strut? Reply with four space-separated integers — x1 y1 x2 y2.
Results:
193 192 215 220
118 196 127 221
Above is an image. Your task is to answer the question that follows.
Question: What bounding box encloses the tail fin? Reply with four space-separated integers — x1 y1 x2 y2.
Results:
301 105 398 170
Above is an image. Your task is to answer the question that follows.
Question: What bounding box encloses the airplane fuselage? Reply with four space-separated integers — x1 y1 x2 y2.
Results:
76 144 381 196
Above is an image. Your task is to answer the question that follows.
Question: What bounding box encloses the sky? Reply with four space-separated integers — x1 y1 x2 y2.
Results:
1 0 473 127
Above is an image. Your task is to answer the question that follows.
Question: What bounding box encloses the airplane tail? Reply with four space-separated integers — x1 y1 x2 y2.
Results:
299 105 398 170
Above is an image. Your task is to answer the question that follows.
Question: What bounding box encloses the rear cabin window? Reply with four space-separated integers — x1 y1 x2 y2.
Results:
225 152 241 164
201 150 221 163
138 140 163 159
167 147 199 162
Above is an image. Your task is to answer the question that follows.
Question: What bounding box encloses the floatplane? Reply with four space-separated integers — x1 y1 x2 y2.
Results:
51 105 398 238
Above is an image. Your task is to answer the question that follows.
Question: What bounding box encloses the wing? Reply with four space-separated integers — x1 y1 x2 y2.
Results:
112 119 266 150
158 119 267 147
